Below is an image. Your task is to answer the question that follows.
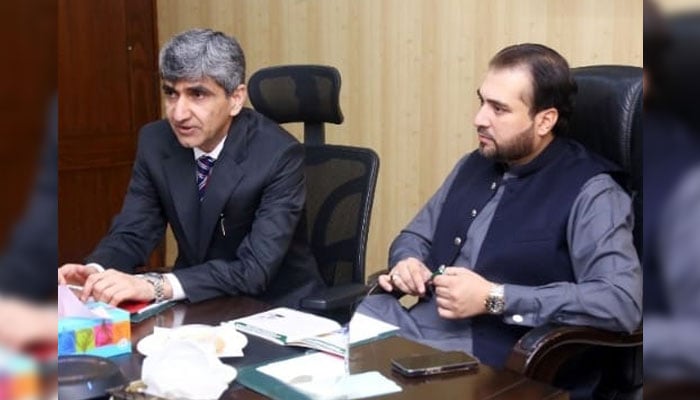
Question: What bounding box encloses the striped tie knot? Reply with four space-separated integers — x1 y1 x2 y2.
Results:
196 155 215 201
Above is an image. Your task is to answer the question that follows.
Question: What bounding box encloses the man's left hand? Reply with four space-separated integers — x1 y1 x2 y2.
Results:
81 269 154 305
433 267 494 319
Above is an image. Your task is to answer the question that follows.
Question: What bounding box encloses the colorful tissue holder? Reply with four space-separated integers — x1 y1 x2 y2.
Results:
0 348 40 400
58 301 131 357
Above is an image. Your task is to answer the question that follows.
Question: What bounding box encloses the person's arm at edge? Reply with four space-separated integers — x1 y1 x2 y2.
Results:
645 166 700 379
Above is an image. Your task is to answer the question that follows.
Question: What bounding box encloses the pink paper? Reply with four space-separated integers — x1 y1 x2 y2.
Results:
57 285 100 318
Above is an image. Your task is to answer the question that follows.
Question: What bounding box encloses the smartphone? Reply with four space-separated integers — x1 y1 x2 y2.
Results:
391 351 479 377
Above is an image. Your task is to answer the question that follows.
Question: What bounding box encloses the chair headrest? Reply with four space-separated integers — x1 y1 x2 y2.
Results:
248 65 344 125
566 66 642 173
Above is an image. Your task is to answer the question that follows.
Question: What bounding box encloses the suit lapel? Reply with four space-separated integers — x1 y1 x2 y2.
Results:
197 113 249 260
163 145 200 260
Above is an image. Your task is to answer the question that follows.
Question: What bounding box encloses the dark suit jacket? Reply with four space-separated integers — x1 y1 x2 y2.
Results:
86 107 324 307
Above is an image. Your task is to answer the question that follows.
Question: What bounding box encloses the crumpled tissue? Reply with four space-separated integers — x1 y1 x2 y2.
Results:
141 340 237 400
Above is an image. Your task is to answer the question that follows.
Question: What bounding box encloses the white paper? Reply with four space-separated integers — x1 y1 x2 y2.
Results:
229 307 341 343
349 312 399 344
295 372 403 400
297 312 400 356
257 353 401 399
257 352 345 382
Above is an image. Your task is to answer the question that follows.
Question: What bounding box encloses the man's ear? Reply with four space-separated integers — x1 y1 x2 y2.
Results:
535 108 558 136
229 84 248 117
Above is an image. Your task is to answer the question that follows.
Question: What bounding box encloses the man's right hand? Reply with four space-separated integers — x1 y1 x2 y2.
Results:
57 263 99 286
378 257 432 296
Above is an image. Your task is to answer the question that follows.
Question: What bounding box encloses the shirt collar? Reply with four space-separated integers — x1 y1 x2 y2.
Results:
193 135 227 161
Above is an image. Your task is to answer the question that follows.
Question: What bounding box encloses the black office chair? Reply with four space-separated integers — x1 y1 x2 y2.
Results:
505 65 643 400
248 65 379 323
362 65 643 398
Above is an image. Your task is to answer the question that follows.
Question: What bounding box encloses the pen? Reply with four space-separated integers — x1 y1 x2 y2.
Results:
427 265 446 284
220 213 226 236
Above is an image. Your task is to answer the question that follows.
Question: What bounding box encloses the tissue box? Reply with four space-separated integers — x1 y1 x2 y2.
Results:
0 349 40 400
58 301 131 357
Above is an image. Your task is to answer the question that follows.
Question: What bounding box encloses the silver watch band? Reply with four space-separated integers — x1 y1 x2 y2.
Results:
485 284 505 315
143 273 165 302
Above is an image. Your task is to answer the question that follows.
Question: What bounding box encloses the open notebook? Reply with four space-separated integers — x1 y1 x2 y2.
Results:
226 308 399 357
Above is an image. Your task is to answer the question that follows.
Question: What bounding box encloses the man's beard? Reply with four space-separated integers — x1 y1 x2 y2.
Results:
478 123 536 163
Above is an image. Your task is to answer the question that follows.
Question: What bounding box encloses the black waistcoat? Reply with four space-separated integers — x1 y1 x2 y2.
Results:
428 137 619 367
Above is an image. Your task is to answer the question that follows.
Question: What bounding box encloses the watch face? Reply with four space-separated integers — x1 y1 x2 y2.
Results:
486 296 505 314
485 285 505 314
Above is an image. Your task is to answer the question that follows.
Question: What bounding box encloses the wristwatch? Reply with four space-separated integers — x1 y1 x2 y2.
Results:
484 284 505 315
142 273 165 303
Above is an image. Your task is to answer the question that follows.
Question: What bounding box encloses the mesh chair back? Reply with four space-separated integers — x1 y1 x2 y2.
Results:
248 65 379 287
248 65 343 145
304 145 378 286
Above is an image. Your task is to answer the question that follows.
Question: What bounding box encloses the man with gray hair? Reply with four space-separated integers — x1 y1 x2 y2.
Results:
59 29 324 307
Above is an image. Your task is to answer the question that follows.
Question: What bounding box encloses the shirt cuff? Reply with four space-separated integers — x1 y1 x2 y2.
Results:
164 273 187 301
502 284 540 327
86 263 105 273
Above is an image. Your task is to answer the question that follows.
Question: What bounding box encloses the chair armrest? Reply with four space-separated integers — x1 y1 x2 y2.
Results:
366 270 386 286
505 324 642 383
300 283 368 311
365 269 406 299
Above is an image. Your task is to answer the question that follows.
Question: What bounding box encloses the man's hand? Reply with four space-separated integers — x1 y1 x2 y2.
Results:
433 267 494 319
58 263 99 286
378 257 432 296
81 269 155 305
0 299 57 351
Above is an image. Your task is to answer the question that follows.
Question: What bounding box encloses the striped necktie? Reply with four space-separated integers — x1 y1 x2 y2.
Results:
196 155 215 201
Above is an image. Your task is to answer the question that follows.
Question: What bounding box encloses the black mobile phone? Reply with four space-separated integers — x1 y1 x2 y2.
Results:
391 351 479 377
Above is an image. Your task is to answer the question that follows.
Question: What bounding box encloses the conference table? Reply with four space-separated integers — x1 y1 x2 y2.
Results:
111 297 568 399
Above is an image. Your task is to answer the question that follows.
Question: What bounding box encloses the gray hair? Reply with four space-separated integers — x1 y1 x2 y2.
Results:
159 28 246 95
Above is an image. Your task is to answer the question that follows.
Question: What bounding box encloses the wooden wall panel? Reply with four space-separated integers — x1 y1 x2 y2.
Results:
59 0 163 266
0 0 54 246
58 167 134 263
157 0 642 276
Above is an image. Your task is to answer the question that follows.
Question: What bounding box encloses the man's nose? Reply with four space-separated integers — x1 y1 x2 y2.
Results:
473 104 489 129
171 97 191 122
